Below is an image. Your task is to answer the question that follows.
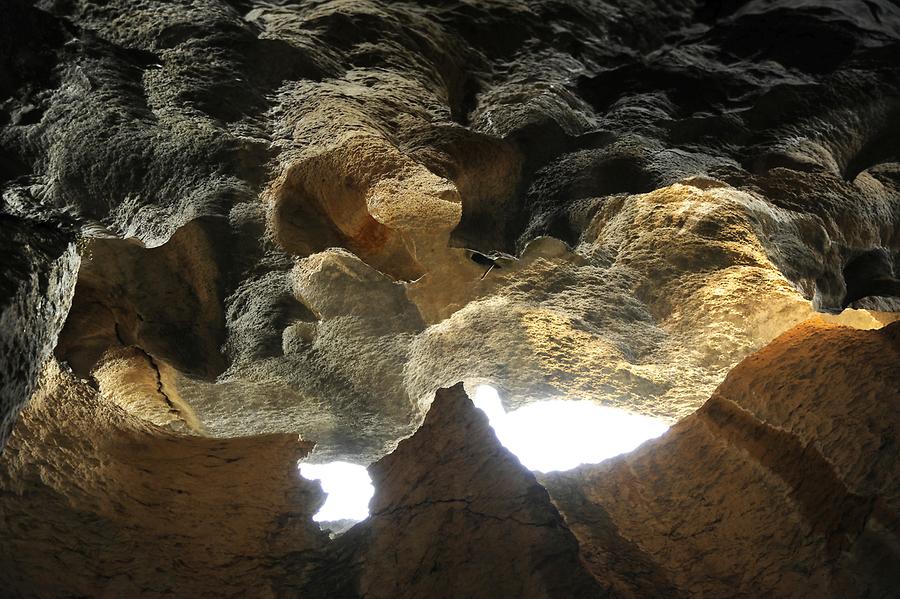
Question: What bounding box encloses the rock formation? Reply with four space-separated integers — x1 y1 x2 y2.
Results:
1 0 899 596
0 361 327 596
3 323 896 596
0 214 77 448
331 383 604 599
543 320 900 598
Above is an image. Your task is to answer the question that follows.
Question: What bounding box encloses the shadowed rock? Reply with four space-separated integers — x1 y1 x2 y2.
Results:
326 383 606 599
544 320 900 598
0 215 78 450
0 361 327 596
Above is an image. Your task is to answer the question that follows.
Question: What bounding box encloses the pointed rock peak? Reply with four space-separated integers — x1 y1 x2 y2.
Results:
344 382 605 599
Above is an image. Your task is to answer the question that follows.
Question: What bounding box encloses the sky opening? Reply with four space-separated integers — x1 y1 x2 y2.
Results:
299 384 669 523
298 461 374 523
472 384 669 473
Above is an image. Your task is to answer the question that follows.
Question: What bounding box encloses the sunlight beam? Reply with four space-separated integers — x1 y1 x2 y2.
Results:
298 385 670 524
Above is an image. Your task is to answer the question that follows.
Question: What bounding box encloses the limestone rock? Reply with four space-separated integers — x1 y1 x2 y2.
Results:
54 219 227 380
0 361 327 596
1 0 900 595
1 322 899 596
91 345 204 433
330 383 605 599
2 0 898 462
0 214 78 450
543 320 900 598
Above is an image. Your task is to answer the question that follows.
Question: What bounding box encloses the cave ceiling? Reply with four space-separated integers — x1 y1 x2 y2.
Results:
1 0 899 596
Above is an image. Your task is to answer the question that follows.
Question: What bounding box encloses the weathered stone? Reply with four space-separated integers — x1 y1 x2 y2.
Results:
332 383 605 598
0 361 327 596
0 0 899 595
544 320 900 598
0 214 78 450
2 0 898 461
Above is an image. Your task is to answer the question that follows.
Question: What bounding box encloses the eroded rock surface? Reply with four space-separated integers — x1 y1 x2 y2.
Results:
544 320 900 598
1 322 899 596
0 361 327 596
2 0 900 461
1 0 900 596
330 383 605 598
0 214 78 448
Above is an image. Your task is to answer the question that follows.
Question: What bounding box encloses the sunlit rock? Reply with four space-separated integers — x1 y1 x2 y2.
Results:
1 0 900 595
543 320 900 597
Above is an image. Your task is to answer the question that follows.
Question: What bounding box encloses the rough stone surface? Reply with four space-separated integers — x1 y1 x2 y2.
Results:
0 360 327 596
4 328 896 596
2 0 900 461
0 214 78 450
1 0 900 595
329 383 605 599
543 320 900 598
54 218 228 380
91 344 205 433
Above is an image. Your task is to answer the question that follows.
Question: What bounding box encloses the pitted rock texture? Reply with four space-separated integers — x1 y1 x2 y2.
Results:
2 0 900 461
0 214 78 449
0 360 327 597
543 320 900 598
1 0 900 595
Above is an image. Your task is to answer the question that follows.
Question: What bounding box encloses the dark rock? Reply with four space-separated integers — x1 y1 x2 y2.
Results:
329 383 605 598
0 214 77 450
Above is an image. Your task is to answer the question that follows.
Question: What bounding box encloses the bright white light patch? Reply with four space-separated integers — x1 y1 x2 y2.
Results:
297 388 667 521
472 385 669 472
298 461 374 522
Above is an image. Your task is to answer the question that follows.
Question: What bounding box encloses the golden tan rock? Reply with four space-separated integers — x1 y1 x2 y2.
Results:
54 220 226 380
91 345 204 434
331 383 605 599
0 361 327 597
544 320 900 598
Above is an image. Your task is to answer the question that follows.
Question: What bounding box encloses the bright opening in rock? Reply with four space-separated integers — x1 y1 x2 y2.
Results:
297 386 668 524
298 461 374 523
472 384 670 472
